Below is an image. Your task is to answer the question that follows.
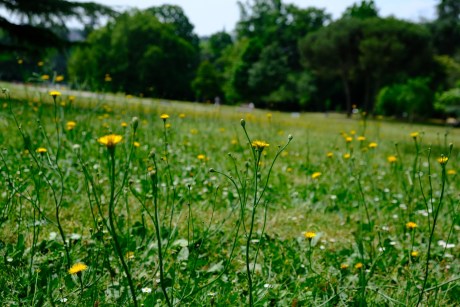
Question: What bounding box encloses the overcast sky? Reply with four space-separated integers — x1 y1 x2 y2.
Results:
75 0 438 36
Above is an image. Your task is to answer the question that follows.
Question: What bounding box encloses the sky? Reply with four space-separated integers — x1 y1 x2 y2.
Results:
74 0 438 37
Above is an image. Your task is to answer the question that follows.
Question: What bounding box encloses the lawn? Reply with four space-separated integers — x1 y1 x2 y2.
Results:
0 83 459 306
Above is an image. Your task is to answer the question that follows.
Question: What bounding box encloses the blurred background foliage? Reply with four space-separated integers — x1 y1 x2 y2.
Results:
1 0 460 120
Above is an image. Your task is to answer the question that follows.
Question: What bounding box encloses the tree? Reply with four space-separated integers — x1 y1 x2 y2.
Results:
68 10 197 99
0 0 114 51
146 5 199 50
430 0 460 55
342 0 378 19
300 18 363 116
300 17 437 115
191 61 223 102
226 0 329 107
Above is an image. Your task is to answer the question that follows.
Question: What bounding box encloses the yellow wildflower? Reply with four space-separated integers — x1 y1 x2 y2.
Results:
406 221 417 230
68 263 88 275
410 132 419 139
387 155 397 163
98 134 123 148
179 113 186 118
104 74 112 82
355 262 363 269
160 114 169 120
343 153 351 159
327 152 333 158
55 75 64 82
133 142 140 148
252 140 269 151
36 148 47 153
368 142 377 148
411 251 419 257
41 74 50 80
304 231 316 240
437 156 448 165
357 136 366 142
121 122 128 128
49 90 61 97
66 121 76 131
311 172 321 179
345 136 353 143
197 154 206 160
447 169 456 175
37 61 44 66
340 263 349 270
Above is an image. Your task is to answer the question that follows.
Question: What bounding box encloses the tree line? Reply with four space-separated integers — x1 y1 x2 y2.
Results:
1 0 460 119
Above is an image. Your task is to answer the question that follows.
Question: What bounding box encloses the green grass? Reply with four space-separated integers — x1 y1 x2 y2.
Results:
0 83 459 306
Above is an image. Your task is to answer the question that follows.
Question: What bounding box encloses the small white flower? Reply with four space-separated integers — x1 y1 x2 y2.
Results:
438 240 455 249
378 247 385 252
141 287 152 293
59 298 68 303
264 283 273 289
49 232 58 240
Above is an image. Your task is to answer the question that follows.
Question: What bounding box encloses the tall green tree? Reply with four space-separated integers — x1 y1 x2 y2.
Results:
300 17 437 115
228 0 329 108
430 0 460 55
0 0 113 51
68 10 197 99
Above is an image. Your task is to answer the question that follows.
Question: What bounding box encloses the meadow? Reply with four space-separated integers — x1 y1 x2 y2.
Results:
0 83 459 306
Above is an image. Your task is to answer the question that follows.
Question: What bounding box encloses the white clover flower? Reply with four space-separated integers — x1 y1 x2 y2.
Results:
141 287 152 293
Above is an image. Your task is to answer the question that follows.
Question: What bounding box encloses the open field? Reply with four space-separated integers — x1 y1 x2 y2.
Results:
0 83 459 306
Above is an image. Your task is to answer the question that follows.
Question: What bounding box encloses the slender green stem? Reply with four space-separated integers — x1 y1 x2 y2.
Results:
151 158 172 307
107 149 138 307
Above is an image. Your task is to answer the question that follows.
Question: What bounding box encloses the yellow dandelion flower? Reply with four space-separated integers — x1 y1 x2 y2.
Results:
165 123 171 129
68 263 88 275
311 172 321 179
368 142 377 148
327 152 333 158
36 147 47 153
411 251 419 257
41 74 50 81
340 263 349 270
447 169 456 175
287 167 292 172
410 132 419 138
304 231 316 240
66 121 76 131
179 113 186 118
357 136 366 142
345 136 353 143
133 142 140 148
387 155 397 163
437 156 448 165
197 154 206 160
68 95 75 102
343 153 351 159
252 140 269 150
55 75 64 82
121 122 128 128
160 114 169 120
406 221 417 230
231 139 238 145
267 113 272 119
355 262 363 269
98 134 123 148
104 74 112 82
49 90 61 97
